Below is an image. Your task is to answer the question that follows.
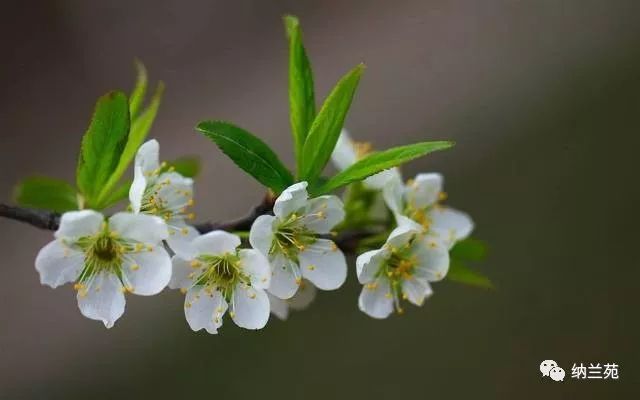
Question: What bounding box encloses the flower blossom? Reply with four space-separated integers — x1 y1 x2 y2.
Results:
129 139 199 257
249 182 347 299
169 231 271 333
383 172 473 248
35 210 171 327
356 221 449 318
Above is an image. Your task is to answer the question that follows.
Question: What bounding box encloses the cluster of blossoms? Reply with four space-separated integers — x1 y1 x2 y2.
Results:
35 130 473 332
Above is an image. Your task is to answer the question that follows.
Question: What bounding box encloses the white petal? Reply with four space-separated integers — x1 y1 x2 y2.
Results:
77 272 125 328
184 286 227 334
363 167 401 190
55 210 104 240
413 236 450 282
231 285 270 330
429 206 474 248
358 277 394 319
109 213 169 244
249 215 275 256
273 181 308 218
268 293 289 320
166 222 200 258
288 279 317 311
303 195 345 234
299 239 347 291
154 172 194 209
402 277 433 306
267 254 301 299
192 230 240 255
169 255 200 290
129 165 147 214
122 245 172 295
239 249 271 289
356 249 386 284
35 240 84 288
404 173 443 209
135 139 160 174
385 222 421 249
395 215 425 232
330 129 358 170
382 175 405 214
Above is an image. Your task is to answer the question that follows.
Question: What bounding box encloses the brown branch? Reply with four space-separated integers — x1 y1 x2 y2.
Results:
1 195 384 253
0 204 61 230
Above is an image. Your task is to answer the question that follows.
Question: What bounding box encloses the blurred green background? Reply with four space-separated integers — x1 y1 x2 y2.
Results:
1 0 639 398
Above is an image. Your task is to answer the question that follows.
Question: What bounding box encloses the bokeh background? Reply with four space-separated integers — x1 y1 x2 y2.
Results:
1 0 639 398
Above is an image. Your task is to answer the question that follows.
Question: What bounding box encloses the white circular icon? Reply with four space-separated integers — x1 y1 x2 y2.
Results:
540 360 558 377
549 366 566 382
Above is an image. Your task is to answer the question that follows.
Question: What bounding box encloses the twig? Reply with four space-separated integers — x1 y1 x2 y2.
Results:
0 204 61 230
0 196 383 252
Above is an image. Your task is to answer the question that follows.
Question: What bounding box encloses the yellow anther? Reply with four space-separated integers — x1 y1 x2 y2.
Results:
428 241 438 249
185 302 192 309
229 311 235 318
249 292 257 299
365 282 378 290
135 243 144 252
384 292 392 299
397 308 405 315
180 288 187 294
147 245 154 252
187 199 194 207
187 213 195 220
181 227 189 235
295 277 302 285
438 191 448 202
330 242 338 252
307 265 316 271
190 260 201 268
73 283 84 291
402 292 408 300
130 264 140 271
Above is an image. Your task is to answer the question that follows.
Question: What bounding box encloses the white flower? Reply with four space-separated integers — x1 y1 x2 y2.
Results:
383 172 474 248
35 210 172 328
169 231 271 334
249 182 347 299
129 139 199 257
331 129 401 190
356 221 449 319
267 279 317 320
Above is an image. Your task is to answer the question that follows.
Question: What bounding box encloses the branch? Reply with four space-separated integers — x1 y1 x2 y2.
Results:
0 204 61 230
1 197 384 253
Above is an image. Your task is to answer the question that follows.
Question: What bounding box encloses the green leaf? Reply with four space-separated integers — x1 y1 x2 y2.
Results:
196 121 294 193
284 15 316 173
447 260 494 289
76 91 130 207
300 64 364 182
168 156 201 178
129 59 148 119
451 238 488 261
100 181 131 209
13 176 78 213
95 82 164 208
311 141 454 195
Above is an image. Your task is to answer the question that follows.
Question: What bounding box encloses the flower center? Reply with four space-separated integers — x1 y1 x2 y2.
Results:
72 226 134 294
404 192 447 230
140 171 195 224
270 213 316 260
192 252 246 300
